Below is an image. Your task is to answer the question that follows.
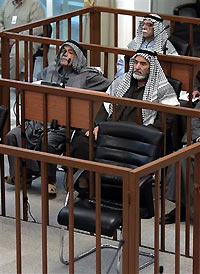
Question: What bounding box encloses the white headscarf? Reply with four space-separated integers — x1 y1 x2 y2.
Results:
127 14 168 54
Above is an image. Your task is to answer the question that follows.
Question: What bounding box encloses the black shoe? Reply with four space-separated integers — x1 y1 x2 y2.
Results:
161 207 186 225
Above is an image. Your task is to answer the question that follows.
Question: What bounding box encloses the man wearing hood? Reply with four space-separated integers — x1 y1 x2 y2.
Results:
5 40 111 198
37 39 110 91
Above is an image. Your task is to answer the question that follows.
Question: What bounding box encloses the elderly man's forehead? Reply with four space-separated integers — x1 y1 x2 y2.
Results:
63 45 74 51
143 19 153 23
135 55 150 64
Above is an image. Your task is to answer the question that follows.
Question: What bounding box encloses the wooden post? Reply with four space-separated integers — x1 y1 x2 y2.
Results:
89 10 101 66
1 36 10 134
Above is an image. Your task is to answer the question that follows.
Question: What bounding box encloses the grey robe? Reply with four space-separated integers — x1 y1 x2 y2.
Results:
37 65 111 92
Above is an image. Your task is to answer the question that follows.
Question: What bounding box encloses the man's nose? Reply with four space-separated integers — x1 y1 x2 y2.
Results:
63 51 68 57
135 63 141 70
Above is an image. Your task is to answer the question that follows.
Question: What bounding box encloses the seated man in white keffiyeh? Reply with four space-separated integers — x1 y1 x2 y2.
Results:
116 13 178 78
70 49 180 195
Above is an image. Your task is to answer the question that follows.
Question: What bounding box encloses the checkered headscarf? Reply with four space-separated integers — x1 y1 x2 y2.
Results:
127 14 168 53
107 49 179 125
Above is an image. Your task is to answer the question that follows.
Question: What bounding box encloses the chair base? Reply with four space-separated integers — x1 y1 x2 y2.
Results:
139 250 154 270
59 226 118 266
59 227 154 270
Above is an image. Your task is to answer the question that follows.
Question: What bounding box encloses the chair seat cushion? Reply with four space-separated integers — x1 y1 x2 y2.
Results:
57 198 122 237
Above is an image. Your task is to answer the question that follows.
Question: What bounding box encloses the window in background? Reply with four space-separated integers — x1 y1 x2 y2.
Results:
47 0 84 41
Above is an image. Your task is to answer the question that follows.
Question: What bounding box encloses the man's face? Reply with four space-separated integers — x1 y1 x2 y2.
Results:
133 56 150 80
142 19 154 40
60 45 75 67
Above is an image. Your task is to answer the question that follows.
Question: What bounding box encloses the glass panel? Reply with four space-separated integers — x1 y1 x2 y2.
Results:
52 0 84 40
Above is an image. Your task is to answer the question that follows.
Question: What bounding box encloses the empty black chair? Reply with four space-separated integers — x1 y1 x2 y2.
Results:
57 121 164 270
168 35 190 56
173 0 200 55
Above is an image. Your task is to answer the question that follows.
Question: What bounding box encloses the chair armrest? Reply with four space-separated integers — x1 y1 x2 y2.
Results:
139 174 153 188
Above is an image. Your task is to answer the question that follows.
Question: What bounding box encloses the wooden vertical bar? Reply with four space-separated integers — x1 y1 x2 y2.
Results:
41 162 48 274
14 157 22 274
114 14 118 47
170 21 175 36
68 18 72 40
189 24 193 56
175 161 181 274
95 172 101 274
79 15 83 42
90 11 101 66
56 22 60 53
89 101 94 161
43 25 48 69
122 173 130 274
66 97 71 156
193 152 200 274
185 117 191 256
21 89 28 221
104 52 108 78
1 36 10 133
89 101 94 197
43 93 49 225
15 41 20 127
29 29 33 82
24 41 28 82
16 89 20 126
114 14 118 75
128 172 139 273
15 40 20 80
136 108 142 125
160 112 166 251
68 167 74 274
132 16 136 39
154 170 160 274
188 66 194 107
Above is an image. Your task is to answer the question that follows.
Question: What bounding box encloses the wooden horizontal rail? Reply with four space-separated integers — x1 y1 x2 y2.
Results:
1 79 200 118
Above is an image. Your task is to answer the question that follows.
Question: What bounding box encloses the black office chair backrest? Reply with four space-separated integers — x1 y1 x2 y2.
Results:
95 121 163 197
96 121 163 167
169 35 190 56
167 76 182 98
